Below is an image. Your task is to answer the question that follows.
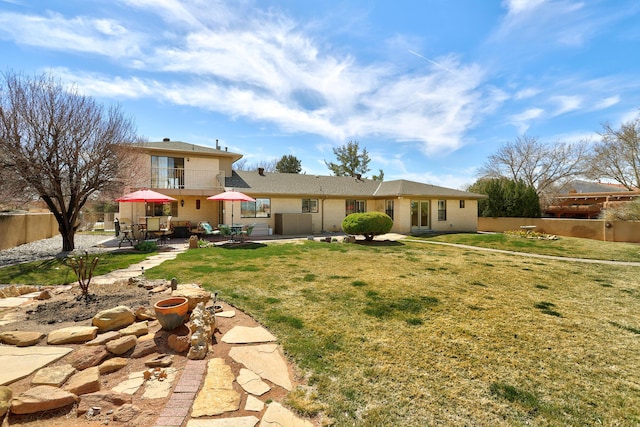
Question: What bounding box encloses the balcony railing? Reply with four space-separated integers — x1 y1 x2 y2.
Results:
150 168 225 191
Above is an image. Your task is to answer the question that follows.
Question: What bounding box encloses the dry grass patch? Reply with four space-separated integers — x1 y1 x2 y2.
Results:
147 240 640 426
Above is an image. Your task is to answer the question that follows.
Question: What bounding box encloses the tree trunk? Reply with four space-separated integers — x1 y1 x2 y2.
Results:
61 228 76 252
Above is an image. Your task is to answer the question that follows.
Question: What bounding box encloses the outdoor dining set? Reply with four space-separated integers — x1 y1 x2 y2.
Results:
114 188 257 247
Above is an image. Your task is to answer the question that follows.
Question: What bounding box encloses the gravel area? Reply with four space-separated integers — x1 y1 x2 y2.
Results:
0 234 117 267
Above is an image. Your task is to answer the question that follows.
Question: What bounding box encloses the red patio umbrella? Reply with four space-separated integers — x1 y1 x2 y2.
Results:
207 190 255 225
116 189 177 224
115 189 177 203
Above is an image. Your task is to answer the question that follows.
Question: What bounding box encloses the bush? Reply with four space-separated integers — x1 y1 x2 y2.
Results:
134 240 157 252
341 212 393 241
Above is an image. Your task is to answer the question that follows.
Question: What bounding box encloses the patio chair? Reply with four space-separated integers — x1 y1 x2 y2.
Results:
218 224 233 241
239 223 256 242
199 222 221 241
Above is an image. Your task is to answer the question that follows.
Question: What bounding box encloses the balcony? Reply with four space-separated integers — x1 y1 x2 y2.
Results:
150 168 225 191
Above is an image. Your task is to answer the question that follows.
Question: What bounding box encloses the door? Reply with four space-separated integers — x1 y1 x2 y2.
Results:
411 200 430 230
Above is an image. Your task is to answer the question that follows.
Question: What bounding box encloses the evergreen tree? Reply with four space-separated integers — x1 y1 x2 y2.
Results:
324 140 371 177
469 178 541 218
275 155 302 173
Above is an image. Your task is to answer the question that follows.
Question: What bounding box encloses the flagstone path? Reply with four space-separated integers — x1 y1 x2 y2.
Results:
0 241 316 427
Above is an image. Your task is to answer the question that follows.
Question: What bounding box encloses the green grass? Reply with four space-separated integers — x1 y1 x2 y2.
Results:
141 239 640 426
416 232 640 262
3 237 639 425
0 250 154 285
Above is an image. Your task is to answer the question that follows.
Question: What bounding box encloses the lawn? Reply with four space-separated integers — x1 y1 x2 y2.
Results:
140 238 640 426
414 232 640 262
0 250 154 285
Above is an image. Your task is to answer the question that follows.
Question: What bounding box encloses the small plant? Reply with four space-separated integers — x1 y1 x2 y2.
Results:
67 251 99 299
135 240 157 252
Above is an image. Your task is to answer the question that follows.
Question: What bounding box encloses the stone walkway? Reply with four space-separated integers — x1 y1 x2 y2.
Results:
101 243 313 426
0 240 315 427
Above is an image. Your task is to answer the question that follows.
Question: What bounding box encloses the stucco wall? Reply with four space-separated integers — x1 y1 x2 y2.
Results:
430 199 479 232
0 212 59 250
478 217 640 243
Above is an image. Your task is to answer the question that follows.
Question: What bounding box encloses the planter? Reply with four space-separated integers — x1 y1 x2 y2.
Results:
154 297 189 331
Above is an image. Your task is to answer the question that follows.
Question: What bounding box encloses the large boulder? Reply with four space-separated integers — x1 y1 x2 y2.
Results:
0 331 45 347
92 306 136 332
10 385 78 415
47 326 98 345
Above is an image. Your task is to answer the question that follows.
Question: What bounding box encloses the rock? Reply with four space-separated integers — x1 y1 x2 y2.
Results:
261 402 314 427
10 385 78 415
35 289 52 300
68 345 109 370
129 339 158 358
47 326 98 345
0 331 46 347
167 333 190 353
237 368 271 396
0 386 12 417
31 364 76 387
191 358 240 417
187 302 215 360
64 366 100 395
112 403 141 422
135 306 156 321
106 335 137 355
144 354 174 368
98 357 128 375
85 330 121 346
171 286 211 311
76 391 132 415
92 305 136 332
119 321 149 337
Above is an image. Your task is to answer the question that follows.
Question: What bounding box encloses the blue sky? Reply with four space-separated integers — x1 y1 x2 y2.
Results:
1 0 639 189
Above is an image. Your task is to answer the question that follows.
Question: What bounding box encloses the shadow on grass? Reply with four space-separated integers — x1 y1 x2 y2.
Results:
218 242 268 250
355 240 405 247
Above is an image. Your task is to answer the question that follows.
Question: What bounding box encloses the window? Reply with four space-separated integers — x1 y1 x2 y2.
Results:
241 198 271 218
459 200 465 209
151 156 185 189
146 201 177 217
302 199 318 213
438 200 447 221
346 199 366 215
385 200 394 219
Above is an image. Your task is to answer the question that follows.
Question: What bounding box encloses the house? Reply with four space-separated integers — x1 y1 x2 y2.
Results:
544 180 640 219
118 139 486 236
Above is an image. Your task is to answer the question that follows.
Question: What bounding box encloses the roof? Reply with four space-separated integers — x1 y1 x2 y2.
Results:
560 179 637 193
225 170 487 199
140 140 243 160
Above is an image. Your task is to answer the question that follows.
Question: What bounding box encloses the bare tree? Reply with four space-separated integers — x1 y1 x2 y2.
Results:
586 115 640 190
234 158 277 172
0 71 141 251
478 135 589 196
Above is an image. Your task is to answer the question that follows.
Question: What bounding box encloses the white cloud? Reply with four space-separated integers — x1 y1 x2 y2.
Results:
592 96 620 110
0 11 142 57
550 95 582 116
508 108 544 133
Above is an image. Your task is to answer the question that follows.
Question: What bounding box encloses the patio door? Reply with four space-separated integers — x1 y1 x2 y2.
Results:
411 200 430 230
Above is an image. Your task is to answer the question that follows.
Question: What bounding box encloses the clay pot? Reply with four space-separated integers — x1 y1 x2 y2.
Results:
154 297 189 330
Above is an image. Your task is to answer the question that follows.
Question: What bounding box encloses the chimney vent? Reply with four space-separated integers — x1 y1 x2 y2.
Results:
225 147 228 152
216 139 220 149
355 173 362 181
258 167 265 176
163 138 170 142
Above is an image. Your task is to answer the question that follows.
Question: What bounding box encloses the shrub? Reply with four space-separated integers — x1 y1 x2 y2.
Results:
341 212 393 241
135 240 157 253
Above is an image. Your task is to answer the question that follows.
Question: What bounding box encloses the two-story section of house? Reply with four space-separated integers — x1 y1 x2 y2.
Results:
119 138 486 236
